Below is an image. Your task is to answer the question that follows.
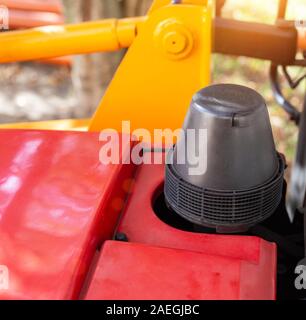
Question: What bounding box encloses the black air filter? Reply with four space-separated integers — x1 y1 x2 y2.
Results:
164 84 286 233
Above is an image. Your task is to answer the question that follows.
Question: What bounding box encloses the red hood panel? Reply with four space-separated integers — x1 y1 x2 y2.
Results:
0 130 133 299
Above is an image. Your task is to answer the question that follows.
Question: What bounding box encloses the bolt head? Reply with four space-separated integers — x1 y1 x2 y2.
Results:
154 19 194 60
163 31 187 54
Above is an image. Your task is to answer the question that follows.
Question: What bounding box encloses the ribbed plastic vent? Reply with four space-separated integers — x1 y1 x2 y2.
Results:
165 152 285 232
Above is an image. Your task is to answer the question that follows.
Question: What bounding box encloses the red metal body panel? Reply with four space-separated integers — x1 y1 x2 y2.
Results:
0 130 134 300
84 152 276 300
85 240 276 300
117 153 276 262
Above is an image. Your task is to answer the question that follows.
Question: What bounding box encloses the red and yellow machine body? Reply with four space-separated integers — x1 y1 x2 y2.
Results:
0 130 276 300
1 0 303 299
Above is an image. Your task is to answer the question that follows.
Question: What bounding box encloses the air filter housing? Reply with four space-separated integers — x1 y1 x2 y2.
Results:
164 84 286 233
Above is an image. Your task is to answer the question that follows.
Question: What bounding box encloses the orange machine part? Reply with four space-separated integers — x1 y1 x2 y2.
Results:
0 0 63 14
8 9 64 29
298 28 306 52
4 0 70 66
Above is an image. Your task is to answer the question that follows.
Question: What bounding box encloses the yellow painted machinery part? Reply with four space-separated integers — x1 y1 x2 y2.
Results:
0 0 212 135
298 28 306 51
0 17 146 63
0 119 90 131
89 0 212 137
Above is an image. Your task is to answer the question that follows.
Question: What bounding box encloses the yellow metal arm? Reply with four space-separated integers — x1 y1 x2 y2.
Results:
0 0 211 135
0 17 146 63
90 0 212 135
0 119 90 131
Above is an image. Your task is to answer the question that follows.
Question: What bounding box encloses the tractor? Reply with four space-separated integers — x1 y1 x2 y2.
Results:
0 0 305 300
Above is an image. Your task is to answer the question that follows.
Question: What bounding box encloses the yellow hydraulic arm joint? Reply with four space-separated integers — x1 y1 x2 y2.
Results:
90 0 212 136
0 17 146 63
0 0 212 135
